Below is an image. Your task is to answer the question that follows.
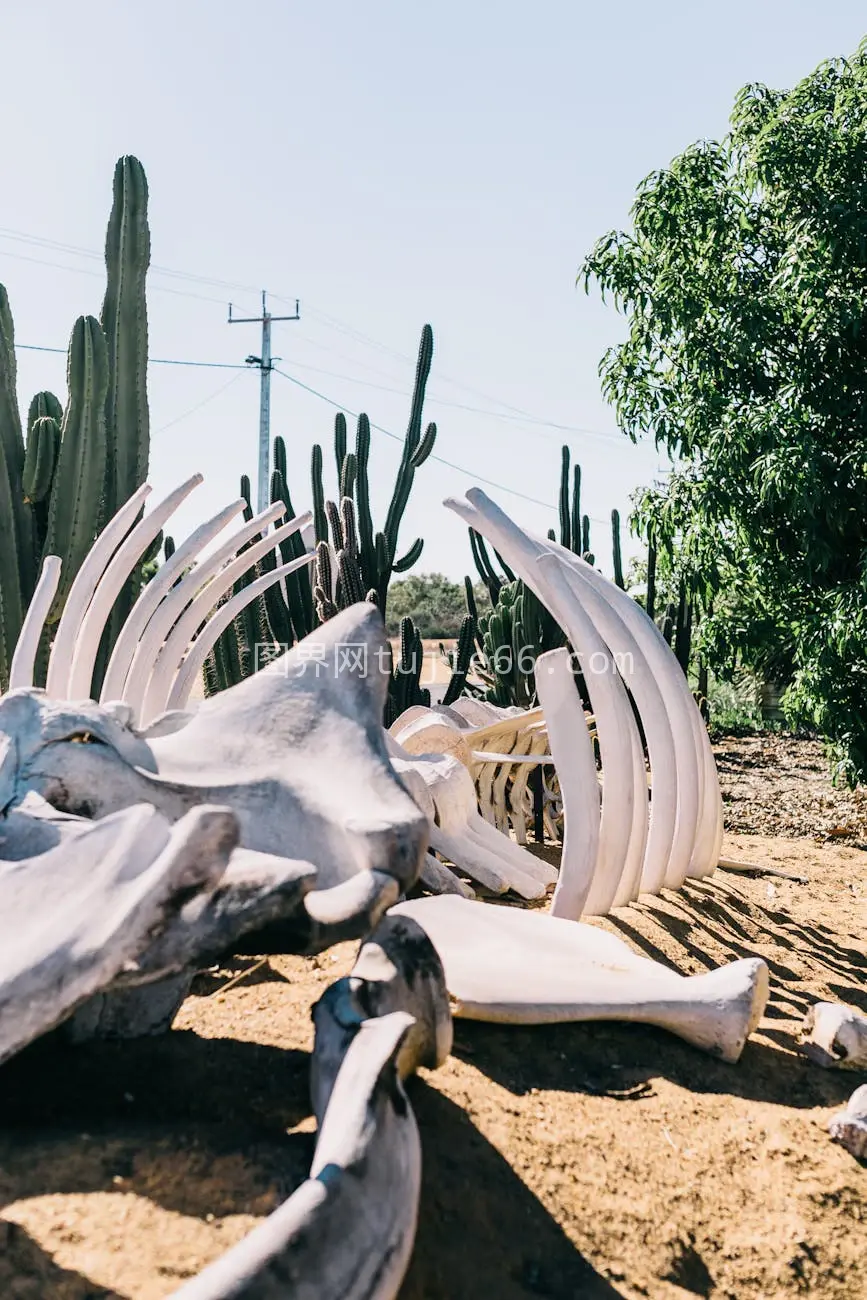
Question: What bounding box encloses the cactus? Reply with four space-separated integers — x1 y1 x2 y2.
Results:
0 156 153 694
611 508 625 589
446 615 478 705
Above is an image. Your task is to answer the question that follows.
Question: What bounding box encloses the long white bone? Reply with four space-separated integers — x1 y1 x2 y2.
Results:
45 483 151 699
140 508 311 724
66 474 204 700
8 556 61 691
395 895 769 1063
122 501 286 719
535 648 601 918
100 498 247 703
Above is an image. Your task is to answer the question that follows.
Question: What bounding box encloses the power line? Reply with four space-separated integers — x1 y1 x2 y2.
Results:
16 342 247 369
154 370 248 435
273 365 610 522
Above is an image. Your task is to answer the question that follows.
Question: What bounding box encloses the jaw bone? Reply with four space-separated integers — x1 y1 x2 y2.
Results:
4 605 428 943
169 914 451 1300
393 895 769 1064
0 804 238 1065
800 1002 867 1069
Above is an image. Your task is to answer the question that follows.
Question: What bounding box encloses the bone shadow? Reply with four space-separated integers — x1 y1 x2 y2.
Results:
402 1078 625 1300
0 1219 125 1300
0 1030 624 1299
450 1020 857 1111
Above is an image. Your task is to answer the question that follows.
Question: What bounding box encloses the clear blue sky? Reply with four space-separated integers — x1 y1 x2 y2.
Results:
2 3 865 580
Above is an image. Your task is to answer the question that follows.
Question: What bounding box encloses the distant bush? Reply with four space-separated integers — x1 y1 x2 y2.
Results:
386 573 489 639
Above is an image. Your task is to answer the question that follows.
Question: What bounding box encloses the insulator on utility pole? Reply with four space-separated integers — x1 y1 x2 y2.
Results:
228 290 300 512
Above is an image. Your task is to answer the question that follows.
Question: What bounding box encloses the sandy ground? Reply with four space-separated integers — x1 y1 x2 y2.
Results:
0 737 865 1299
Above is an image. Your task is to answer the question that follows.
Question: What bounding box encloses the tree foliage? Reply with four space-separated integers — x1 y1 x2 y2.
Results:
582 42 867 782
386 573 488 640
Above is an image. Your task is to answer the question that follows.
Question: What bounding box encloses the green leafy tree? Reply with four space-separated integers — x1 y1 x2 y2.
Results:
386 573 489 639
582 42 867 783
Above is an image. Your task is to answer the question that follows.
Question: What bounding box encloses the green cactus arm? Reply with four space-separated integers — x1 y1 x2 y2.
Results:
0 285 33 660
23 416 61 504
581 514 591 555
42 316 110 622
339 450 357 500
100 155 150 526
164 535 176 562
463 575 478 624
546 527 557 542
558 445 571 550
493 548 516 583
410 421 437 468
340 496 359 558
646 534 657 622
392 537 424 573
273 435 287 483
382 324 433 563
26 391 64 434
240 474 254 523
334 412 347 482
442 613 476 706
571 464 582 555
354 414 377 592
311 444 328 543
611 508 625 589
336 549 365 607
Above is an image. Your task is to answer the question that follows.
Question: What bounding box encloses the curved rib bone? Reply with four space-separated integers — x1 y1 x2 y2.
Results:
121 501 286 720
394 895 769 1063
170 914 450 1300
67 474 204 700
100 497 247 704
141 508 312 724
46 483 151 700
8 555 61 691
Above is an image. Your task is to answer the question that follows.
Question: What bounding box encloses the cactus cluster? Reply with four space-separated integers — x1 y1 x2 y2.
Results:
204 324 475 717
0 157 150 691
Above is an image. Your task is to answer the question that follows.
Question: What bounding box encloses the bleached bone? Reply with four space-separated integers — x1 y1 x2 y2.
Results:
100 497 247 703
141 507 312 724
535 648 600 918
387 739 554 898
539 534 721 881
45 483 151 699
828 1084 867 1160
170 913 450 1300
8 556 61 691
799 1002 867 1069
419 851 476 897
66 474 204 700
445 488 723 913
394 895 769 1063
166 553 316 713
0 803 238 1065
121 500 286 719
6 606 428 945
447 493 642 915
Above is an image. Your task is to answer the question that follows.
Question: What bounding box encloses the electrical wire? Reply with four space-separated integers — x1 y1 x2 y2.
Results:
273 365 611 522
153 370 248 434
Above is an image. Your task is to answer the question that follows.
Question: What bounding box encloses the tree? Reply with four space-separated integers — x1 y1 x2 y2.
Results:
582 42 867 783
385 573 489 639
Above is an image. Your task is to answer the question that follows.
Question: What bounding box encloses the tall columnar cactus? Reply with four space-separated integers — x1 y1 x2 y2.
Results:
0 156 152 694
611 508 625 589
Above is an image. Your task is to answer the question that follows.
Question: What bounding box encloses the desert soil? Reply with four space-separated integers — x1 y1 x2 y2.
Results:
1 734 865 1299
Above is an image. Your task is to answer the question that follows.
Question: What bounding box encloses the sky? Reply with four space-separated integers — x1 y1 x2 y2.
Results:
1 3 866 582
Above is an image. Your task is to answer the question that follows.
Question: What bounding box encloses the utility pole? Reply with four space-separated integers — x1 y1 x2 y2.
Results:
228 290 300 512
